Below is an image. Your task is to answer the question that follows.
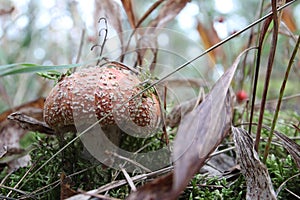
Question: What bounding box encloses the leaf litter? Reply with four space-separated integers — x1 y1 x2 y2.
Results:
127 48 257 199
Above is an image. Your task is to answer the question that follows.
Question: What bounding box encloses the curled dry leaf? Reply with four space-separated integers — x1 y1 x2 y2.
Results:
232 127 276 200
121 0 136 29
137 0 190 71
147 0 190 31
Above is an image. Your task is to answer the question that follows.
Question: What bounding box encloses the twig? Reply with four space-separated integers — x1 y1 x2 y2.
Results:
105 151 151 173
6 158 37 198
276 173 300 196
73 29 85 72
120 166 137 192
0 184 29 196
77 189 121 200
284 188 300 199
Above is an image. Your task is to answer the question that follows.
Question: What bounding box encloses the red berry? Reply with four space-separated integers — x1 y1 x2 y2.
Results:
236 90 248 103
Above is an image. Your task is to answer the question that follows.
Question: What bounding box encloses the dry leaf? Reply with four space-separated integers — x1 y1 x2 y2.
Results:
232 127 276 200
137 0 190 71
0 98 45 171
60 173 78 200
166 97 200 128
196 21 223 66
250 123 300 171
273 130 300 170
171 48 256 194
282 7 297 32
172 90 232 195
121 0 136 29
8 112 55 135
0 97 44 122
134 0 164 28
147 0 190 31
126 173 173 200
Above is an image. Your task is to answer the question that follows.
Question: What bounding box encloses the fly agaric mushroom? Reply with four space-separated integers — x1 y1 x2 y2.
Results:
43 62 161 137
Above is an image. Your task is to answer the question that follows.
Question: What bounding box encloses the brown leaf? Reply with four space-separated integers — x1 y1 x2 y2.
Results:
147 0 190 31
166 97 200 128
136 0 189 71
121 0 136 29
171 48 256 195
282 7 297 32
232 127 276 200
134 0 164 29
243 122 300 171
196 21 223 66
273 130 300 170
0 97 45 122
8 112 55 135
0 98 45 171
60 173 78 200
126 173 173 200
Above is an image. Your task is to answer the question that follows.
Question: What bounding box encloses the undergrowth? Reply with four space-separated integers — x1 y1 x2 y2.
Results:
0 111 299 199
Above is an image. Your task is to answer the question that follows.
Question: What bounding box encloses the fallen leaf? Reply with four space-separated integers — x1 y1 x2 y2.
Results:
275 132 300 170
8 112 55 135
126 173 173 200
60 173 78 200
0 97 44 122
172 48 256 195
232 127 276 200
134 0 164 29
166 97 199 128
0 98 45 171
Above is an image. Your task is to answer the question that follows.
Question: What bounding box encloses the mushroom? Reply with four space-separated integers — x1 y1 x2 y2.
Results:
43 62 161 139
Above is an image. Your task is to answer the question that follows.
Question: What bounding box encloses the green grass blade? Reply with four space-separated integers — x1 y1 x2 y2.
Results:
0 63 82 77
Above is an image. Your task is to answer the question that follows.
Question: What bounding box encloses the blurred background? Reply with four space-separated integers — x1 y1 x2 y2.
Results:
0 0 299 112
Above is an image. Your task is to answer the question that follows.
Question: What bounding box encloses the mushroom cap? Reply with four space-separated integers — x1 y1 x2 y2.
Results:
43 63 161 135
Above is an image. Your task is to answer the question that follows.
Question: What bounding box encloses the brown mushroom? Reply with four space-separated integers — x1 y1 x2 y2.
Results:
43 62 161 138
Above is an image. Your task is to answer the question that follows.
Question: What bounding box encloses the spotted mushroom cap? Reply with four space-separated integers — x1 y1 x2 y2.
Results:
43 63 161 134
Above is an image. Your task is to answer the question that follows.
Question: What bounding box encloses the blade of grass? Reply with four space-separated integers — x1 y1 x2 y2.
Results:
254 0 280 152
263 35 300 162
249 16 272 139
0 63 81 77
